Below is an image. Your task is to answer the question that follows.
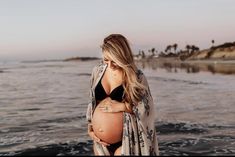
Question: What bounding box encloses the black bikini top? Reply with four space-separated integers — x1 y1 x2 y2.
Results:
95 79 124 102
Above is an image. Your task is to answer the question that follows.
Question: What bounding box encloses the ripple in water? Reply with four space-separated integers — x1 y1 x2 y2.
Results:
1 135 234 156
160 135 235 156
1 122 234 156
1 60 234 156
0 141 93 156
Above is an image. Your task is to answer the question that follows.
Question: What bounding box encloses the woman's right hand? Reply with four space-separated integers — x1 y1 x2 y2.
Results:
87 124 110 147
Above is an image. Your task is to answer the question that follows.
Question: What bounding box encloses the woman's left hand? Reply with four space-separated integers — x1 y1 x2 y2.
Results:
98 98 124 113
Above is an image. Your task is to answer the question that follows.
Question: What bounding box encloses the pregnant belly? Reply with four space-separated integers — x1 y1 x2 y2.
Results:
92 105 123 144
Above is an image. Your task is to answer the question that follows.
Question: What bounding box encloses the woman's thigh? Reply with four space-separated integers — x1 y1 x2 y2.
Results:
114 145 122 156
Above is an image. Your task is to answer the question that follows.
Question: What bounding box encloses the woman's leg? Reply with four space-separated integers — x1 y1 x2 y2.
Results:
114 145 122 156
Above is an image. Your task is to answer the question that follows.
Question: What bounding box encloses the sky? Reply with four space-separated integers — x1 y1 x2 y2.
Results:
0 0 235 61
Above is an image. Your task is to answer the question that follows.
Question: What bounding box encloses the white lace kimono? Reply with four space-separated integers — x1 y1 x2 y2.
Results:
86 62 159 156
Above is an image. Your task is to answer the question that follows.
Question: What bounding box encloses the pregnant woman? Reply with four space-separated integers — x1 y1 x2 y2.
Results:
86 34 159 156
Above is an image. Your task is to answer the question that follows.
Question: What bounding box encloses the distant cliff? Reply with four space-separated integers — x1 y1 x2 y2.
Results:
135 41 235 62
188 42 235 60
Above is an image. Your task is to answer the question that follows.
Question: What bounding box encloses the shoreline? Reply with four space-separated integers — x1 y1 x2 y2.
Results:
63 57 100 62
135 57 235 64
135 57 235 75
184 59 235 64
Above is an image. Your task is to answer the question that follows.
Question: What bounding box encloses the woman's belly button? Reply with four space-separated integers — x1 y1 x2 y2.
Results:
92 105 123 144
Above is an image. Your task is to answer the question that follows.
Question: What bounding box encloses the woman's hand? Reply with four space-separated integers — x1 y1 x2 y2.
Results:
98 97 126 113
87 124 110 146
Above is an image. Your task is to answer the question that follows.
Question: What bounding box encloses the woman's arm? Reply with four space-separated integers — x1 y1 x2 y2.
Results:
123 102 133 114
98 97 133 114
113 101 133 114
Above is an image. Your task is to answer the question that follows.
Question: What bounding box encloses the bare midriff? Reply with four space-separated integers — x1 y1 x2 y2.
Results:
92 102 123 144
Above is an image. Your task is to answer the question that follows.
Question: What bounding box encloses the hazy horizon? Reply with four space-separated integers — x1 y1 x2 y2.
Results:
0 0 235 61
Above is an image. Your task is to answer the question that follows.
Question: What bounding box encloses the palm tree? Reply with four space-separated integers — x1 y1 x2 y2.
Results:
173 43 178 54
138 50 142 58
141 50 146 59
211 39 215 47
151 48 156 56
191 45 195 53
165 45 172 54
185 45 191 54
194 46 200 52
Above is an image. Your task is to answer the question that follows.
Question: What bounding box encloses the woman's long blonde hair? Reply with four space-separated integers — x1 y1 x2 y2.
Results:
101 34 147 107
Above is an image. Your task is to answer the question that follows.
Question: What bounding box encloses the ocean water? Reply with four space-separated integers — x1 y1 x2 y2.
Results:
0 59 235 156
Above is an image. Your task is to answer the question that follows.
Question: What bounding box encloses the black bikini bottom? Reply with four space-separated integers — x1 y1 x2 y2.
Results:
107 141 122 154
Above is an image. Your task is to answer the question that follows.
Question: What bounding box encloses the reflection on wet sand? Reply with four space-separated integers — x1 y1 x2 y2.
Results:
135 58 235 75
